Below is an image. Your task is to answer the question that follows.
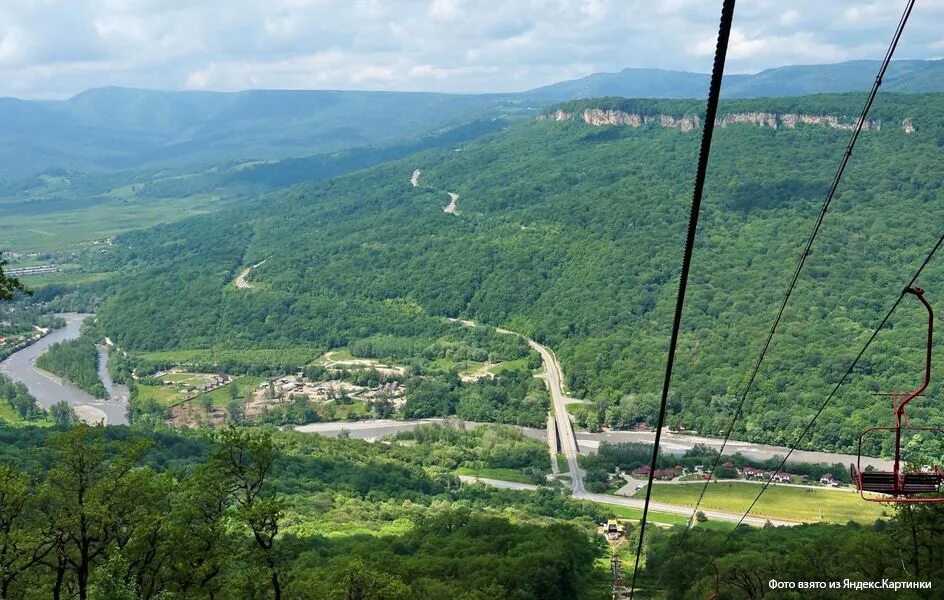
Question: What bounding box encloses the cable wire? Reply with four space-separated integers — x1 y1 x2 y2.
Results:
657 0 917 576
720 232 942 544
627 1 736 597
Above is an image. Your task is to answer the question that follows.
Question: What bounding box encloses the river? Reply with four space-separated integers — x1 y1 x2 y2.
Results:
0 313 129 425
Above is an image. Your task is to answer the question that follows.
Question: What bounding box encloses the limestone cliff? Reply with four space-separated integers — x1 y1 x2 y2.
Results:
540 108 916 133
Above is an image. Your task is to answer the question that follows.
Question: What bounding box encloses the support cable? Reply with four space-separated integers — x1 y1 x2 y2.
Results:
627 1 735 597
657 0 917 578
720 232 942 543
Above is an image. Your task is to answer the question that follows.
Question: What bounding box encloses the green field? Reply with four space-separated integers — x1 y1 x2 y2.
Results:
634 482 887 524
0 403 53 428
0 193 222 253
160 372 213 384
488 358 531 374
596 503 734 530
454 467 541 485
199 377 265 407
135 384 179 406
137 375 265 408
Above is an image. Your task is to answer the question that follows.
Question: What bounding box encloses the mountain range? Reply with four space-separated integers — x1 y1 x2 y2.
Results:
2 59 943 179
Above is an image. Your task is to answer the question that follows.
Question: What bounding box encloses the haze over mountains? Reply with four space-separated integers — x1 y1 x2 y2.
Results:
2 59 943 180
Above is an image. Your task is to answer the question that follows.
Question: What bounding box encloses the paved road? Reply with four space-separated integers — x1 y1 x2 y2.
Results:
294 418 546 442
458 476 796 527
529 339 586 494
577 430 891 471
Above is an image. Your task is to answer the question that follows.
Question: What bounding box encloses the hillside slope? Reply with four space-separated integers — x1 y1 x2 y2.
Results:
97 92 944 455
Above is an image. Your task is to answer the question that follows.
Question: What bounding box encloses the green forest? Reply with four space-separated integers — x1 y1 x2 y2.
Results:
642 505 944 599
0 423 608 600
88 92 944 456
35 336 106 398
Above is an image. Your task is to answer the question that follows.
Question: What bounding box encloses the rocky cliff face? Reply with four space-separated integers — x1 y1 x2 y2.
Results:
541 109 916 133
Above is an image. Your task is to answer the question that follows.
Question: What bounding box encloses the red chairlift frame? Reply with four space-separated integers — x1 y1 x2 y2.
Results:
852 287 944 503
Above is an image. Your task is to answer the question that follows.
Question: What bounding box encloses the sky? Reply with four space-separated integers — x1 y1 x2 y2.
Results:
1 0 943 99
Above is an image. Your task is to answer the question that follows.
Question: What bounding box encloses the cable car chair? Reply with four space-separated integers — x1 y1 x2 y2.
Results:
851 287 944 502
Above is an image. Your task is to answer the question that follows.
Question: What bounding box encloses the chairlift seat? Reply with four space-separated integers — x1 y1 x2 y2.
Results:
902 472 943 494
859 471 897 494
856 470 942 495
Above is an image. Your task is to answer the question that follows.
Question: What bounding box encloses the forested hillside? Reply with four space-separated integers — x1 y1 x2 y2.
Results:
0 423 606 599
97 92 944 455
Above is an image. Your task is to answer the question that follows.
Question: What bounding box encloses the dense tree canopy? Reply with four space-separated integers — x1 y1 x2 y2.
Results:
89 93 944 455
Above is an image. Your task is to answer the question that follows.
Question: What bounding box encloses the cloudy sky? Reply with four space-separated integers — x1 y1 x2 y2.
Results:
1 0 942 98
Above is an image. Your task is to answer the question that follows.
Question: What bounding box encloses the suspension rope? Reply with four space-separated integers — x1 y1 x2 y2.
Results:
626 1 736 597
720 232 942 542
657 0 917 576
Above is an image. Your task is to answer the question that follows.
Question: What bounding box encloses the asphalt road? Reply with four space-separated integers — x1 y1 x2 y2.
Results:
529 339 586 494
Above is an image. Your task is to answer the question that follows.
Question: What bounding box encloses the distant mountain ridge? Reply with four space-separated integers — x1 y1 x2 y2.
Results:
525 59 944 100
1 59 942 179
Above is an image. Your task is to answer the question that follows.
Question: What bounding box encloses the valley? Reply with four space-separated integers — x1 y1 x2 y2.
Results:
2 58 944 599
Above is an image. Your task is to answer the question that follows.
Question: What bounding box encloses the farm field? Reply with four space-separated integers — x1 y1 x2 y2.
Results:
633 482 888 524
0 193 222 253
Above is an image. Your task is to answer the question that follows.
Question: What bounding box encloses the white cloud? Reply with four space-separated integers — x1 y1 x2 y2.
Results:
1 0 943 98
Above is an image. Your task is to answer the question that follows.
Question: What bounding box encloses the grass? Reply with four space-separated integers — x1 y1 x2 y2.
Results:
314 349 356 365
556 453 570 474
0 403 53 428
0 193 222 253
597 504 702 528
199 377 265 407
138 375 265 408
135 384 179 406
488 358 530 374
633 482 887 524
454 467 540 485
160 372 212 384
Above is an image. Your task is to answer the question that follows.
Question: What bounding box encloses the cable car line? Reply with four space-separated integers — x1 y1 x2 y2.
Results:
655 0 917 580
719 231 943 546
627 1 736 598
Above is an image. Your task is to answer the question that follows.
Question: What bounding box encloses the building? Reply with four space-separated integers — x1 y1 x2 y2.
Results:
604 520 625 540
653 468 678 481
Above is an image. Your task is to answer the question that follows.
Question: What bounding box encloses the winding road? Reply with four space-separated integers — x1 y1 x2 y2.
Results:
234 259 267 289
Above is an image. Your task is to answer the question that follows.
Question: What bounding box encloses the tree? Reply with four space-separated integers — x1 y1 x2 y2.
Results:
0 254 28 301
0 467 52 599
88 554 137 600
211 428 286 600
43 426 151 600
49 402 75 428
226 398 244 425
